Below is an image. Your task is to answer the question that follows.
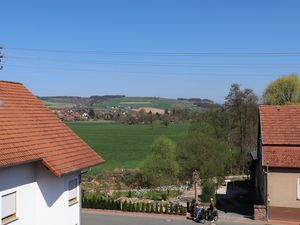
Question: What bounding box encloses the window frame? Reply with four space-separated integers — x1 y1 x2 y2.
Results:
68 178 78 206
1 192 17 225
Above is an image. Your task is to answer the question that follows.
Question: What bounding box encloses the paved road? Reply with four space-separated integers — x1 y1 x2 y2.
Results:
81 212 263 225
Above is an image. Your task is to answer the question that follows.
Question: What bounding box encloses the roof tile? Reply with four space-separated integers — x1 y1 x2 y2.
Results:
0 81 104 176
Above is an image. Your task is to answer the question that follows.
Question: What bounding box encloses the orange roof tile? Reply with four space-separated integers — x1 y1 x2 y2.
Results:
259 105 300 145
0 81 104 176
262 146 300 168
259 105 300 168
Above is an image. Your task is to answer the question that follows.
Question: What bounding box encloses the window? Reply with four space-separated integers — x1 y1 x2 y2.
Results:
68 179 78 206
1 192 17 225
297 178 300 200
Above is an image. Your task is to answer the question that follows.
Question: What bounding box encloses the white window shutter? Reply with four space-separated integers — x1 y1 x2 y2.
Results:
2 192 16 219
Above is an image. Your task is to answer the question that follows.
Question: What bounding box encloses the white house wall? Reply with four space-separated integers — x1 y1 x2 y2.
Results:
0 162 81 225
0 163 37 225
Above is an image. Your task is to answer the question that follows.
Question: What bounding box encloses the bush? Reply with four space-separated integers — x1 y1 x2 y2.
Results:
201 179 216 203
146 203 150 213
136 202 140 212
174 204 178 215
150 204 154 213
141 202 145 212
123 201 128 211
159 203 164 214
169 203 173 214
128 202 132 212
155 202 159 213
82 192 121 210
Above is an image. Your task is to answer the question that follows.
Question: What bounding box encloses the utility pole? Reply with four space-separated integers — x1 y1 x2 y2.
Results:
192 170 200 203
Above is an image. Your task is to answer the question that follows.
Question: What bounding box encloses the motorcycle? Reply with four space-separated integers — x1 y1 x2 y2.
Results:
194 207 218 223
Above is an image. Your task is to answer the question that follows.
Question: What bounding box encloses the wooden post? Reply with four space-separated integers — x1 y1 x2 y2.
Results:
192 170 200 203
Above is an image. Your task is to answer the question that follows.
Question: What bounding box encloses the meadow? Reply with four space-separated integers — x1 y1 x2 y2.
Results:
66 121 190 172
94 97 189 109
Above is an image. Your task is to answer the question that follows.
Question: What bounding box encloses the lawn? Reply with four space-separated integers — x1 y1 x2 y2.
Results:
66 121 190 172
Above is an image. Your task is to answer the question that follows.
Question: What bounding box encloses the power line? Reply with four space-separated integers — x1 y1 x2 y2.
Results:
3 46 300 57
4 63 284 77
4 55 300 68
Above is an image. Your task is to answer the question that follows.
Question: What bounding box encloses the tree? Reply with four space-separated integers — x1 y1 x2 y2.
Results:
141 136 179 187
88 108 95 119
146 111 156 126
177 131 231 181
263 74 300 105
160 114 171 127
225 84 258 173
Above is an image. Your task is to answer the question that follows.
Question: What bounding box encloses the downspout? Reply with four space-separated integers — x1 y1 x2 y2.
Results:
266 163 269 222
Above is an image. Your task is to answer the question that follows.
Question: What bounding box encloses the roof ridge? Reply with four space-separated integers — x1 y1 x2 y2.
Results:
0 80 23 85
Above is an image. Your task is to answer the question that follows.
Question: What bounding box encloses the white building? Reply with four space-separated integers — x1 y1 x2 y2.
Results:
0 81 105 225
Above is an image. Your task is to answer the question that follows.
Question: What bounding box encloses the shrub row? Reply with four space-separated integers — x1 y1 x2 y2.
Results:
82 193 121 210
82 193 186 215
121 201 186 215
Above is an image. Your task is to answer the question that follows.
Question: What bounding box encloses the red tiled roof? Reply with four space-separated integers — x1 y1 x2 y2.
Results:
0 81 104 176
259 105 300 145
262 146 300 168
259 105 300 168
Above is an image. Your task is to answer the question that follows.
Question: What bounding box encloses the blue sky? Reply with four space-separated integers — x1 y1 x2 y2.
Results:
0 0 300 102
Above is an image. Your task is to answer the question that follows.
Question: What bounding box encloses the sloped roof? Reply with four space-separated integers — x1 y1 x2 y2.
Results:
0 81 104 176
262 146 300 168
259 105 300 168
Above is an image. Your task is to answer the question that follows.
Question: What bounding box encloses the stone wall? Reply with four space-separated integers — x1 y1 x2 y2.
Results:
254 204 266 221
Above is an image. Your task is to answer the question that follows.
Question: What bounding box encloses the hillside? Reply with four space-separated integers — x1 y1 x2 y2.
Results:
39 95 216 110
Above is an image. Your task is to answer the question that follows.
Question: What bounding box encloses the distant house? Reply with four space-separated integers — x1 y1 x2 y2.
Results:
256 105 300 221
0 81 104 225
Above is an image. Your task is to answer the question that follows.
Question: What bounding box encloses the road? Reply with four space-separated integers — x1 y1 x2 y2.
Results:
81 211 263 225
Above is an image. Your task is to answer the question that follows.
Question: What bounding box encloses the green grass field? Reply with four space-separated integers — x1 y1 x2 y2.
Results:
66 121 190 172
43 101 77 108
94 97 189 109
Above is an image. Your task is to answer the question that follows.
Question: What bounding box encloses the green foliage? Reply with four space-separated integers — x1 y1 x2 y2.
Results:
88 108 96 119
169 203 173 214
150 204 154 213
225 83 258 173
177 131 231 181
142 190 179 201
141 202 145 212
123 201 128 211
155 202 159 213
174 204 178 215
82 192 121 210
159 203 164 214
146 203 150 213
141 136 179 187
201 179 216 203
263 74 300 105
128 202 132 212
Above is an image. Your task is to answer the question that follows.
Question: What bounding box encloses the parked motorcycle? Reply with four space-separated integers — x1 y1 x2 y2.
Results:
193 207 218 223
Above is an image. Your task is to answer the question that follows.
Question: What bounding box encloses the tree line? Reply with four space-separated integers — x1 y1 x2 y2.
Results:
141 74 300 201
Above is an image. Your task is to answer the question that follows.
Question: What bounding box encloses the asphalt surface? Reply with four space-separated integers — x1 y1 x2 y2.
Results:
81 211 263 225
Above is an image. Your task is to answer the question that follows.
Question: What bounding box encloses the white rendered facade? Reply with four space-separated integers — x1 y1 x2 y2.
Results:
0 162 81 225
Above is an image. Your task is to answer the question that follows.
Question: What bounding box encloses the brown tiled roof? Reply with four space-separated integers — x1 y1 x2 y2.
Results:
259 105 300 145
259 105 300 168
0 81 104 176
262 146 300 168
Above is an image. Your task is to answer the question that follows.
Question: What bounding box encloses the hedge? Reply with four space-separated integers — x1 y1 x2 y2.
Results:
82 192 186 215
